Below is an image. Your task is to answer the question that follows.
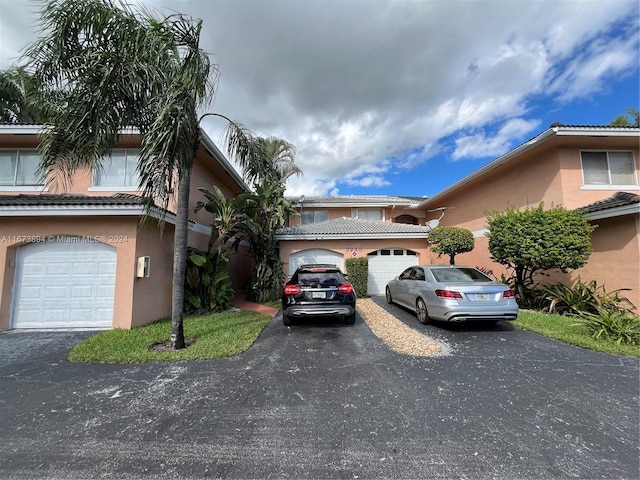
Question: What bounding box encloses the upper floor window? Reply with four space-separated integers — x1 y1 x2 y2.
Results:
94 149 139 187
301 210 328 225
581 151 637 187
0 150 43 186
352 208 383 221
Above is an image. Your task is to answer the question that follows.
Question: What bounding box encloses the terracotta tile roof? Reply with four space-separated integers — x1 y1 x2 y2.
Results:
276 217 431 238
578 191 640 214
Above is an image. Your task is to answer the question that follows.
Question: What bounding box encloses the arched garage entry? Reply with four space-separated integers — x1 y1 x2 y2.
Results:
11 238 116 329
288 249 344 277
367 248 418 295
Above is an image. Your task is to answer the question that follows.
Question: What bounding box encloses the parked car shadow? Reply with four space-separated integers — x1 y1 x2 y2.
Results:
282 315 359 328
431 319 517 332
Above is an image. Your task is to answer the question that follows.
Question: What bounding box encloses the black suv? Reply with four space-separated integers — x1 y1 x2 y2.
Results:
282 264 356 326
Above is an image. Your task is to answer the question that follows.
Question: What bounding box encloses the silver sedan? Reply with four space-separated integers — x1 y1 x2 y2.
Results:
385 265 518 324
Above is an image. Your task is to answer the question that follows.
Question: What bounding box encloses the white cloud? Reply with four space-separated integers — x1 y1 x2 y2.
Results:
1 0 638 195
546 33 639 102
453 118 542 160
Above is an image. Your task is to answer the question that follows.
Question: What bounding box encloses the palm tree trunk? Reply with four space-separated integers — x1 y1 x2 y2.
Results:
171 168 191 349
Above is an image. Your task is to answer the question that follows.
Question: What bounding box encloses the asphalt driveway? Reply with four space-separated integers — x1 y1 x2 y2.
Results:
0 301 638 479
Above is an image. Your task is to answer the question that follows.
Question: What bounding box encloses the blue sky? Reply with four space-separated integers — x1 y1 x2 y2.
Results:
1 0 638 198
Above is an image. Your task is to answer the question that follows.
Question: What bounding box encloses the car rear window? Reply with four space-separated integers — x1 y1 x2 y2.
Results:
432 268 492 282
296 272 344 287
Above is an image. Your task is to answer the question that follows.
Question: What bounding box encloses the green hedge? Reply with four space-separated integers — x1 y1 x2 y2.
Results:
345 257 368 298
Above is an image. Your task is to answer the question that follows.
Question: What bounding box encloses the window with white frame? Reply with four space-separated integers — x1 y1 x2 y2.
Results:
93 149 140 187
352 208 383 220
0 150 43 186
581 151 637 186
301 210 329 225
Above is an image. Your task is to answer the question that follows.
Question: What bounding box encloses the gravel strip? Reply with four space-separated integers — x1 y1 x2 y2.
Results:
356 298 446 356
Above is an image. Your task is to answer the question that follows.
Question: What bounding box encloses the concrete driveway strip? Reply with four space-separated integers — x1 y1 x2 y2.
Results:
0 305 638 480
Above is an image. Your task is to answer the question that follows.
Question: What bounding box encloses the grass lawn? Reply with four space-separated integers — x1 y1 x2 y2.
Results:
67 309 271 363
514 310 639 357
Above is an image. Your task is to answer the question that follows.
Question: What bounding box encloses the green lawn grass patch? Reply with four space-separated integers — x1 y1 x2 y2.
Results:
514 310 639 357
67 310 271 363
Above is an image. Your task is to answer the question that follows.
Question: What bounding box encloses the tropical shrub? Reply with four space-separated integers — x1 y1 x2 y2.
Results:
486 203 595 305
184 247 234 314
345 257 368 298
574 308 640 345
544 278 632 316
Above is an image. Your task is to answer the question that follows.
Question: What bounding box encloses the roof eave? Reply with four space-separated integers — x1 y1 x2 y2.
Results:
199 129 250 193
418 127 558 208
0 205 148 216
417 126 640 208
583 203 640 220
275 233 429 240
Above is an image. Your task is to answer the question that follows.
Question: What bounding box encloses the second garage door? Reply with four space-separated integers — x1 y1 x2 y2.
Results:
11 239 117 329
367 248 418 295
288 249 345 277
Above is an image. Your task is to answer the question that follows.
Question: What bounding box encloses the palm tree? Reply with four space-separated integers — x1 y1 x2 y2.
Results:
609 107 640 127
237 136 301 302
22 0 254 349
0 67 46 123
237 136 301 187
194 135 302 303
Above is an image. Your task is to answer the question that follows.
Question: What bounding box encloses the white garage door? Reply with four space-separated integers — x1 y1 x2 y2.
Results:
367 248 418 295
288 249 344 277
11 239 117 329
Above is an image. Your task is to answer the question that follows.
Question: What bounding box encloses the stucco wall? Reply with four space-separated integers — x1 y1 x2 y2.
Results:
130 222 175 328
544 215 640 313
423 139 640 312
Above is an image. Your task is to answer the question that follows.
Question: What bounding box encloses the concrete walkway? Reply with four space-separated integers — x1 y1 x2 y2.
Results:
232 292 279 317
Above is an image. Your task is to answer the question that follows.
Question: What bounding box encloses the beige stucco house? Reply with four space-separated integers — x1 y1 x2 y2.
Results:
0 124 253 331
277 125 640 310
277 196 435 295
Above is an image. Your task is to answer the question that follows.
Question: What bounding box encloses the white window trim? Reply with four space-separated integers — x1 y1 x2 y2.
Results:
581 185 640 191
351 207 385 221
0 149 45 187
88 186 140 192
580 149 638 187
300 209 329 225
0 186 49 192
93 149 140 188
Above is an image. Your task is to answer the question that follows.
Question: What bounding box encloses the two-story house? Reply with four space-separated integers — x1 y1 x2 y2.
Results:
276 196 436 295
277 125 640 309
0 124 253 331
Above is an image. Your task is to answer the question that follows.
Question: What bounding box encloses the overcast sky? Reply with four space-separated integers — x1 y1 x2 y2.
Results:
1 0 638 197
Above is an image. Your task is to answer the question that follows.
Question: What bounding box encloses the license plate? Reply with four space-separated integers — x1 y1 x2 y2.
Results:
312 292 325 299
475 293 490 301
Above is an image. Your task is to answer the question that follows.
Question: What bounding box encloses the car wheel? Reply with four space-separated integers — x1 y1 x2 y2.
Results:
283 313 293 326
385 287 393 304
416 298 430 325
343 313 356 325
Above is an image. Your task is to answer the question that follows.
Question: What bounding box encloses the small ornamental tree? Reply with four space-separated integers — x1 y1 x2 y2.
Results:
427 226 474 265
486 203 596 304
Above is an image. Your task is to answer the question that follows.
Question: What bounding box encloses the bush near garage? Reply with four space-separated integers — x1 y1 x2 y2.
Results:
346 257 368 298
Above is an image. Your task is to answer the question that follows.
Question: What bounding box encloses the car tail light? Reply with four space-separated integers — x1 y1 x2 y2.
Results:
338 283 354 294
435 289 463 299
284 285 301 295
503 290 515 298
